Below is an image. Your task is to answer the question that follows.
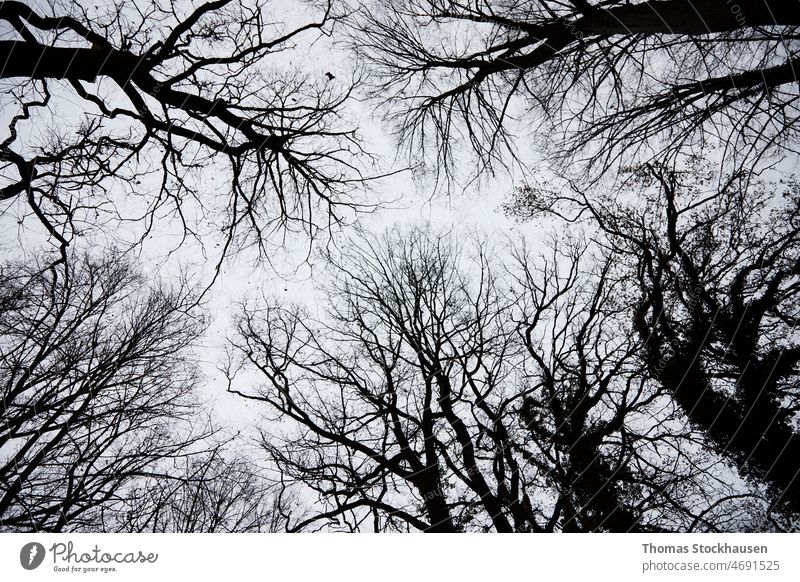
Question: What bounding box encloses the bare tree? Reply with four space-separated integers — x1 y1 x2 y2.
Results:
506 163 800 521
0 0 376 262
352 0 800 178
512 239 652 532
0 252 215 532
96 450 295 532
228 229 518 531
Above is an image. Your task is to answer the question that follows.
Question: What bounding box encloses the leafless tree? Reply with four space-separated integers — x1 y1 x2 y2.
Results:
0 0 377 263
226 226 755 531
228 229 518 531
506 163 800 522
0 251 216 532
352 0 800 179
512 239 651 531
96 450 296 532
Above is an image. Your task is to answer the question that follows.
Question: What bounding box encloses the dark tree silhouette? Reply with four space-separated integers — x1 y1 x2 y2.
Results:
0 0 374 261
0 252 214 531
353 0 800 177
228 230 518 532
506 163 800 522
99 451 295 533
512 241 650 532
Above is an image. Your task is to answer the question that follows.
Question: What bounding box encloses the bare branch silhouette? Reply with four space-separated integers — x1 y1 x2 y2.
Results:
352 0 800 179
0 0 376 258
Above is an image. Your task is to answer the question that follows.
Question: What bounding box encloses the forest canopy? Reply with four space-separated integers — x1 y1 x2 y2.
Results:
0 0 798 532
